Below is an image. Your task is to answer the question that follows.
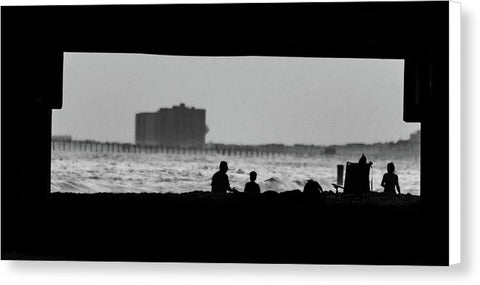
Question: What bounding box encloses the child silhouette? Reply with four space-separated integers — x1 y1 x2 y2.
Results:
244 171 261 194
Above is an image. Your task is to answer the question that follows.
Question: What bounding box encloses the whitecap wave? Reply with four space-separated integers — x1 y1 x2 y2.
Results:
51 152 421 195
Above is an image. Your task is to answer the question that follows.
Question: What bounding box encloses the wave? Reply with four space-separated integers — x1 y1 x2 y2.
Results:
51 151 421 195
261 177 301 192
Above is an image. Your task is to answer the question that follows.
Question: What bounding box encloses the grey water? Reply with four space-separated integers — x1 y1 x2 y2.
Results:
51 151 420 195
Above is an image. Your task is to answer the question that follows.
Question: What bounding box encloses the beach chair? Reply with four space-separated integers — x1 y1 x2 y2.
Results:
332 162 371 195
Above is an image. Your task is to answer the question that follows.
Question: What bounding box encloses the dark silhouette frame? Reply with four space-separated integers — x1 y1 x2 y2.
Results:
1 2 450 264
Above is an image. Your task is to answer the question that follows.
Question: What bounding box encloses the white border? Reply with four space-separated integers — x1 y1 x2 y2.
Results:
449 0 461 265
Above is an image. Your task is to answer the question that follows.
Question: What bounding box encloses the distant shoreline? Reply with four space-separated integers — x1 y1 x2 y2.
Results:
51 138 420 158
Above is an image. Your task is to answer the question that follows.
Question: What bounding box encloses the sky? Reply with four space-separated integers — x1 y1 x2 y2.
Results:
52 53 420 145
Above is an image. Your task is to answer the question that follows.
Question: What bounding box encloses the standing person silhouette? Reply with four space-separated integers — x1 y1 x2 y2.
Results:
244 171 261 194
381 162 401 195
211 161 236 193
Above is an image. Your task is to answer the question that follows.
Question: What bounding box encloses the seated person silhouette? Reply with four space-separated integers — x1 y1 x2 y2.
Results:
211 161 236 194
244 171 261 194
358 153 373 167
303 179 323 195
381 162 401 195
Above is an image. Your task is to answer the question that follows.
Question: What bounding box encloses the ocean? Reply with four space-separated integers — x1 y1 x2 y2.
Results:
51 151 420 195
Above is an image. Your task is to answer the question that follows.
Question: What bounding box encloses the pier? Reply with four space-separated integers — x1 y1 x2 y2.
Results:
50 140 330 157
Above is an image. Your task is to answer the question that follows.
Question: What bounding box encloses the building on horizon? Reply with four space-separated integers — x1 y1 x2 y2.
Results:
409 129 421 144
51 135 72 142
135 103 208 147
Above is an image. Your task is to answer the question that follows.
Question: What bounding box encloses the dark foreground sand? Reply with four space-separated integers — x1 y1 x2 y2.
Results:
5 190 447 265
52 189 421 209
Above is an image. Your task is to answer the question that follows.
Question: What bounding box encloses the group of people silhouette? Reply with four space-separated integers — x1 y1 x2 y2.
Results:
211 155 401 195
211 161 260 194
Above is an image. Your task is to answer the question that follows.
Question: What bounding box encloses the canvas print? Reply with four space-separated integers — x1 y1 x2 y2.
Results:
1 2 453 265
